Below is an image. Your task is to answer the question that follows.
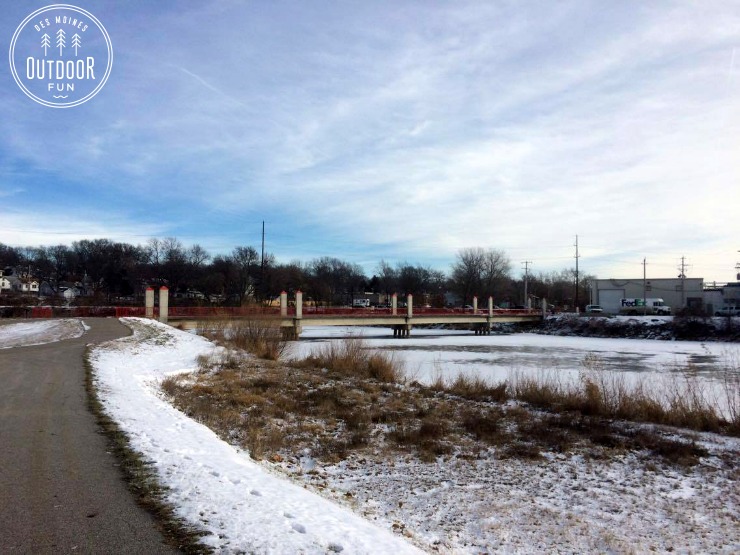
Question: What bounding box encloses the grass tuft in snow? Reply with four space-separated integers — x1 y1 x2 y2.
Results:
199 317 290 361
295 335 405 383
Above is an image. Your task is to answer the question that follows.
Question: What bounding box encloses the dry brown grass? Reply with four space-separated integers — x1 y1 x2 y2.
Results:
160 328 738 471
296 336 404 383
507 358 738 437
160 336 724 469
198 317 290 361
439 372 509 402
719 352 740 435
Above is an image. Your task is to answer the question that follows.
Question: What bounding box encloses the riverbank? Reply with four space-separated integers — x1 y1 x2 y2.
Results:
160 319 740 553
529 314 740 342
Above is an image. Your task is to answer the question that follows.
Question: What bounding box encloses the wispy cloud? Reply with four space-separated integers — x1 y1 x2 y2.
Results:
1 209 170 247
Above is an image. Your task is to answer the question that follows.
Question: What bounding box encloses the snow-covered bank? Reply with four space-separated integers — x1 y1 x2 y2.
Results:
90 318 422 554
537 314 740 342
91 319 739 553
0 318 86 349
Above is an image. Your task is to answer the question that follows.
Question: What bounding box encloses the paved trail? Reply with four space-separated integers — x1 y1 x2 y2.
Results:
0 318 177 554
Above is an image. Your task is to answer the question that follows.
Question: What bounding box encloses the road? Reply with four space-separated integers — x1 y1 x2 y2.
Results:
0 318 178 554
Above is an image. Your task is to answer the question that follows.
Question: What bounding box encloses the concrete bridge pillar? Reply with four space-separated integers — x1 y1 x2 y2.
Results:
488 296 493 317
392 293 397 316
289 290 303 340
282 323 302 341
473 296 478 313
295 290 303 319
473 323 491 336
158 286 169 324
393 324 412 338
145 287 154 319
542 298 548 318
280 291 288 317
407 294 413 318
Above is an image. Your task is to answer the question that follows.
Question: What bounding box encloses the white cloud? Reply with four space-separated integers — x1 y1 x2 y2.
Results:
0 209 169 247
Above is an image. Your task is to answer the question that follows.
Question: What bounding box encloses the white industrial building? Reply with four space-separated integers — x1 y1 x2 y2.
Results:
704 282 740 314
592 278 704 314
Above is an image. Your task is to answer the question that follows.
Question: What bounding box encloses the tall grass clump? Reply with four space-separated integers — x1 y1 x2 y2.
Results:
719 351 740 434
195 317 291 361
443 373 508 402
301 336 404 383
229 317 290 361
508 355 739 436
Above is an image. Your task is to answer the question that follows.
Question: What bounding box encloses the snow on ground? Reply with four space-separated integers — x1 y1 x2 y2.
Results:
295 446 739 554
90 318 423 554
0 318 86 349
92 319 740 553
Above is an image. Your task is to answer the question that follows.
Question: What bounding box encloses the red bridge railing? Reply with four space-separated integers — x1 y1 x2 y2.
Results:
6 306 539 319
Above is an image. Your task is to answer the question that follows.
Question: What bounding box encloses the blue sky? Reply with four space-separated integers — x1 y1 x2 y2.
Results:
2 0 739 282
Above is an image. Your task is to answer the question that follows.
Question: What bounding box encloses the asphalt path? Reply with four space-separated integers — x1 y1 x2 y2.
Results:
0 318 177 554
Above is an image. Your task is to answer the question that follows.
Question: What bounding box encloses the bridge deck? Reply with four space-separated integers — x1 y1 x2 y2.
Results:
169 307 542 337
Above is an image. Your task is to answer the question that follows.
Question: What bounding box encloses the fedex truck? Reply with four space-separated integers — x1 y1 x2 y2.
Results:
619 298 671 315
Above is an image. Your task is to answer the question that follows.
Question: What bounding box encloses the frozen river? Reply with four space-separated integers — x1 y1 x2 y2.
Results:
294 326 739 388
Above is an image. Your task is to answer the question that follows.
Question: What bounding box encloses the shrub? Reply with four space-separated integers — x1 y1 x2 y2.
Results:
446 373 508 402
461 408 505 442
301 336 405 383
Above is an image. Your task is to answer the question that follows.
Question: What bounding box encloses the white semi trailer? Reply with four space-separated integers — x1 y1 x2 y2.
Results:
619 298 671 315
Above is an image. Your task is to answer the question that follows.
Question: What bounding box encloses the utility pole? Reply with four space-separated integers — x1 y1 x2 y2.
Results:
260 221 265 301
522 261 532 307
678 256 687 309
642 257 648 316
574 235 580 311
261 221 265 269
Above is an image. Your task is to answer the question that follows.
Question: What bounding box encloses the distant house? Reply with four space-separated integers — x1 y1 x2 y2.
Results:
0 271 12 294
62 287 79 301
39 281 55 297
19 278 40 294
2 275 21 293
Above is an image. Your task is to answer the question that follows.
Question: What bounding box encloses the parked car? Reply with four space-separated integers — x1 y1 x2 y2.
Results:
585 304 603 313
715 306 740 316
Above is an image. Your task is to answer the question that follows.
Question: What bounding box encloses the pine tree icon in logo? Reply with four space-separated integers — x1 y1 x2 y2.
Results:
71 34 82 56
56 29 66 56
41 33 51 56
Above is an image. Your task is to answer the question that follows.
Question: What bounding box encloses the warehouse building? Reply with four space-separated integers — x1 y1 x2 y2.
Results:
592 278 704 314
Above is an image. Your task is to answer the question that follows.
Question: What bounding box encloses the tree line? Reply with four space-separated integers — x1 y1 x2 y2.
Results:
0 239 593 308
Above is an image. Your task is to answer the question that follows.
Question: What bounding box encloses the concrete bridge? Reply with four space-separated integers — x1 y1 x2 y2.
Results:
153 291 545 339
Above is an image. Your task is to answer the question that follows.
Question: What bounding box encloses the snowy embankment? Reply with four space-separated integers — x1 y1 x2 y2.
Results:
0 318 86 349
538 313 740 342
89 318 423 554
90 319 740 554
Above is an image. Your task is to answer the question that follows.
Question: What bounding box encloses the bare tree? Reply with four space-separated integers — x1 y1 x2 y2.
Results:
188 244 210 268
308 257 367 306
451 247 511 305
231 246 260 304
376 260 397 299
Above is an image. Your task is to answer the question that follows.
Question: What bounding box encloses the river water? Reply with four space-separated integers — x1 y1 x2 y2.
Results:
295 326 739 390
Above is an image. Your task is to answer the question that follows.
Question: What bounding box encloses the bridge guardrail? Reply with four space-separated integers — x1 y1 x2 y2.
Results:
4 305 541 319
